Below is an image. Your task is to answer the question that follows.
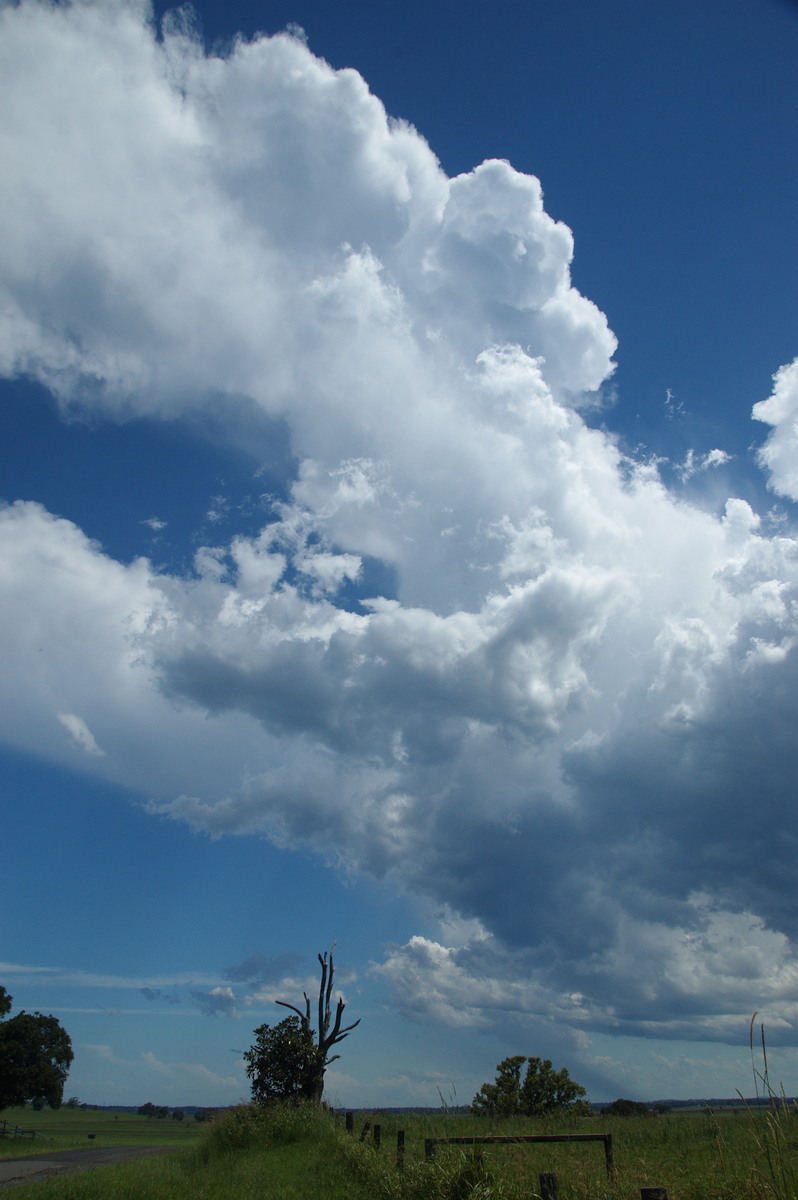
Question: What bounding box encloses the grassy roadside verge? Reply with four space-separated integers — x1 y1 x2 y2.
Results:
2 1103 376 1200
5 1102 798 1199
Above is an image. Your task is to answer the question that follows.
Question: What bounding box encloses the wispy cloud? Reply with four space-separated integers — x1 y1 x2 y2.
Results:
678 447 733 481
224 953 304 986
57 712 105 757
141 988 182 1006
191 987 240 1018
0 961 223 994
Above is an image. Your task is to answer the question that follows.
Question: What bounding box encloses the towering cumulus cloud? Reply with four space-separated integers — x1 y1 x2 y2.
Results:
2 0 798 1050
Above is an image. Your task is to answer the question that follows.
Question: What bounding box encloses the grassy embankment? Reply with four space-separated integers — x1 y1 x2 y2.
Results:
4 1100 798 1199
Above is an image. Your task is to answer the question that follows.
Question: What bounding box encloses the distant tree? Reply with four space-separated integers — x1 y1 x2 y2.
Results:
604 1098 651 1117
244 946 360 1104
471 1056 588 1118
64 1096 81 1109
172 1109 185 1121
471 1055 528 1117
0 988 11 1018
0 1005 74 1113
138 1102 157 1118
193 1108 217 1124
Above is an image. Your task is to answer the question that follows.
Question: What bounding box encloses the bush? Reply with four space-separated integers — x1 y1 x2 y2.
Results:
197 1104 269 1159
197 1099 327 1162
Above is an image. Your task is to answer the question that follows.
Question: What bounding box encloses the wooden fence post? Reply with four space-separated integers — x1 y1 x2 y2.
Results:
603 1133 614 1178
539 1172 559 1199
373 1123 381 1148
359 1121 371 1143
396 1129 405 1170
640 1189 668 1199
345 1112 353 1133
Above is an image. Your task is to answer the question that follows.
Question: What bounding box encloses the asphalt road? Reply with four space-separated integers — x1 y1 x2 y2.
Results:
0 1145 180 1190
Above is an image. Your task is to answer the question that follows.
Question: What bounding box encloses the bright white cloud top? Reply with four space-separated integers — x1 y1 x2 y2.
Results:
2 0 798 1096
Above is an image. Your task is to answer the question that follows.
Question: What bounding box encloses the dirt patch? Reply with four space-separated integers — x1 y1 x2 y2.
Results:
0 1145 180 1189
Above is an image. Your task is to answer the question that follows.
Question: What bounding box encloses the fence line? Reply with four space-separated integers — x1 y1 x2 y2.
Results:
0 1119 48 1141
342 1116 615 1179
341 1117 675 1193
423 1132 614 1179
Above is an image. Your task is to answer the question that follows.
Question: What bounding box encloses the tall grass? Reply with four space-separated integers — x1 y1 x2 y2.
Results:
738 1014 798 1200
337 1105 798 1200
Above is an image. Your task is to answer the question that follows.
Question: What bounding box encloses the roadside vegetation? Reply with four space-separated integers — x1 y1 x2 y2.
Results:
5 1100 798 1199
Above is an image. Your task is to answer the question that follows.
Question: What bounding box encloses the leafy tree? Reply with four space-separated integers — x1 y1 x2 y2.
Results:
244 946 360 1104
0 998 73 1113
471 1055 588 1117
244 1015 322 1103
471 1055 528 1117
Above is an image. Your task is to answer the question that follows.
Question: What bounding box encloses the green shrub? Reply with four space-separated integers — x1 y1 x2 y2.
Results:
197 1098 330 1164
196 1105 269 1160
259 1099 329 1145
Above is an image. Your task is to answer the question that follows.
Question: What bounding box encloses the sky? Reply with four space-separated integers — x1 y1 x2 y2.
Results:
1 0 798 1110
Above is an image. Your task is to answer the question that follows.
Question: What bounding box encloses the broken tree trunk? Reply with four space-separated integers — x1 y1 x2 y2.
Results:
275 945 361 1101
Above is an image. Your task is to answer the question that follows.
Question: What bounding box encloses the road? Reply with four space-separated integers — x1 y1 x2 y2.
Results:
0 1145 180 1189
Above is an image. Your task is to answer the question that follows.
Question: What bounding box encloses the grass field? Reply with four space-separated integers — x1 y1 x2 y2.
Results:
4 1101 798 1198
0 1105 204 1156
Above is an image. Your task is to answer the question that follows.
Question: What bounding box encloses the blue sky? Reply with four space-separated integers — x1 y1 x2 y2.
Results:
2 0 798 1109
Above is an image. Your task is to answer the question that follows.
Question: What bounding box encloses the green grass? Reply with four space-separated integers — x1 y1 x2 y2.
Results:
5 1102 798 1199
0 1106 203 1157
2 1102 375 1200
375 1106 798 1200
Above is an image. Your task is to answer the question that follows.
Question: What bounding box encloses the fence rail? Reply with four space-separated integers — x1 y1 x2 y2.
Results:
0 1119 49 1141
423 1132 614 1178
342 1116 673 1194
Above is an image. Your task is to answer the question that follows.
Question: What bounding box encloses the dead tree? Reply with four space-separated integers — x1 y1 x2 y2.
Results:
275 944 360 1102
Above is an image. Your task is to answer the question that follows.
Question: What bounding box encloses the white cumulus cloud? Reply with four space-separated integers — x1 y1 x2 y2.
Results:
1 0 798 1052
754 359 798 500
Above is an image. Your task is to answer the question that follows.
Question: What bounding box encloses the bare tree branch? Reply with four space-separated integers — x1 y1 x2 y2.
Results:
275 990 312 1030
271 944 359 1102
